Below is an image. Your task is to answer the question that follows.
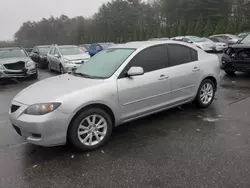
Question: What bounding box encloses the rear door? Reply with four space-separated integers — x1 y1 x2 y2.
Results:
117 44 172 121
166 44 201 103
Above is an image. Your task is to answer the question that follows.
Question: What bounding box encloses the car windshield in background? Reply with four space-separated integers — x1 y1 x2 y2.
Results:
100 43 114 50
187 36 205 42
0 49 27 59
39 47 50 54
74 48 134 78
240 34 250 44
59 47 83 55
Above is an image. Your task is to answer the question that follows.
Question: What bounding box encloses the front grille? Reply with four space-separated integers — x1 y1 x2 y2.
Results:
4 61 25 70
11 105 20 113
12 125 22 136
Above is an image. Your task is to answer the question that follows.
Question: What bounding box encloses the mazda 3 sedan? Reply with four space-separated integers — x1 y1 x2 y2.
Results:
9 41 220 151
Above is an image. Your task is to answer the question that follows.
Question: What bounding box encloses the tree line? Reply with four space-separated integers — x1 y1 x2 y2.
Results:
2 0 250 48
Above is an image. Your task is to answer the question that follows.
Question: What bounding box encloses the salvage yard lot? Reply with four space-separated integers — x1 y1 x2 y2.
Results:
1 68 250 187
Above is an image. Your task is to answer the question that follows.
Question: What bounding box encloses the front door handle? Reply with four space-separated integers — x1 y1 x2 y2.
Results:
193 67 200 72
158 75 169 80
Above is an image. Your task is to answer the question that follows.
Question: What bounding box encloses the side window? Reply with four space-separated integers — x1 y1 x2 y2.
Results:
129 45 167 73
96 45 102 51
54 48 60 56
167 44 194 66
49 47 54 55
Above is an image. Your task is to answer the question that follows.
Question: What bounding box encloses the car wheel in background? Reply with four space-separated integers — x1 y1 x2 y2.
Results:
195 79 215 108
59 64 64 74
225 70 235 76
30 71 38 80
48 62 52 72
68 108 113 151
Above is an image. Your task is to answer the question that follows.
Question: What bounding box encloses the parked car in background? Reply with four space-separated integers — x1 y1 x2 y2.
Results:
30 45 51 69
238 32 250 40
210 34 240 44
204 37 228 52
171 36 216 52
24 48 33 55
221 33 250 75
47 45 90 74
0 47 37 80
9 40 220 151
79 44 90 51
88 42 115 56
148 37 169 41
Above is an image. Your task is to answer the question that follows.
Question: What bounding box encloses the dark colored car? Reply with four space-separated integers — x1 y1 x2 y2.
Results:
221 34 250 75
30 45 51 69
88 43 115 56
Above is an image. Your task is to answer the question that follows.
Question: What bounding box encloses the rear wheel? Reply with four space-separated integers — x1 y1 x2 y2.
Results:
59 64 64 74
195 79 215 108
68 108 113 151
225 70 235 76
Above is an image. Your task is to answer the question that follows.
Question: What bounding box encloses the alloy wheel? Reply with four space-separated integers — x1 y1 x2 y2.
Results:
77 115 108 146
200 83 214 105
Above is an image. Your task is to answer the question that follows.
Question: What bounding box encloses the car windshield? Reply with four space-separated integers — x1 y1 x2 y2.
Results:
38 47 50 54
187 36 205 42
0 49 27 59
240 34 250 44
73 48 134 79
59 47 83 55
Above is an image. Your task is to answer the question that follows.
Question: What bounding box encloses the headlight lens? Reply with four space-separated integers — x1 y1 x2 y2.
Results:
64 59 72 64
0 64 4 70
26 61 35 67
25 103 61 115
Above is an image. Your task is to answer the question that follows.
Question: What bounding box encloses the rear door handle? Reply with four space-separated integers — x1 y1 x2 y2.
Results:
193 67 200 72
158 75 169 80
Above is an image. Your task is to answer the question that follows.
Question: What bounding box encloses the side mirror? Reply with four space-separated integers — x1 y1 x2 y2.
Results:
127 66 144 77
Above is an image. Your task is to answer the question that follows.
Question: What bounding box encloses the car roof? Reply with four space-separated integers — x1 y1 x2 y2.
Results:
34 45 51 48
57 45 78 48
0 47 22 50
109 40 193 49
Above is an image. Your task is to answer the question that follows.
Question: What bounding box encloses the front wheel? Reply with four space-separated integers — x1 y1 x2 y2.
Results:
68 108 113 151
195 79 215 108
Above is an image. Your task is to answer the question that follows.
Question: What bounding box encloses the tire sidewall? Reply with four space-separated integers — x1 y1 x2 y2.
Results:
196 79 215 108
68 108 113 151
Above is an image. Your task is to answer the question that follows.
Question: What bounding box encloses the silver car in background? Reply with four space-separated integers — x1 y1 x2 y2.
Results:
47 45 90 73
171 36 216 52
203 37 228 52
0 47 37 80
210 34 240 44
9 41 220 151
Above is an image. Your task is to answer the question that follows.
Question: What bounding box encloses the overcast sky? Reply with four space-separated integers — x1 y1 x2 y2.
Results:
0 0 111 40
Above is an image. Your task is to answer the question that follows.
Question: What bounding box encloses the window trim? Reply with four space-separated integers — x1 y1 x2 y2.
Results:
118 44 169 79
166 43 198 67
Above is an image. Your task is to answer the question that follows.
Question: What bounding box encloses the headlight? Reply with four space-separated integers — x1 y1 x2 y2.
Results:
0 64 4 70
26 61 35 67
24 103 61 115
64 59 72 64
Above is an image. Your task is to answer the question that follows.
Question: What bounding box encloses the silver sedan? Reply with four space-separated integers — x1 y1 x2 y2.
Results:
9 41 220 151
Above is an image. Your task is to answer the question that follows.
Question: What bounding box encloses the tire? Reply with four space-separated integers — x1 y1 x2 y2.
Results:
30 71 38 80
195 79 215 108
68 108 113 151
59 64 64 74
225 70 235 76
48 62 52 72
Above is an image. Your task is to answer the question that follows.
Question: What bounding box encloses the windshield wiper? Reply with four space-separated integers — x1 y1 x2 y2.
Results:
72 72 104 79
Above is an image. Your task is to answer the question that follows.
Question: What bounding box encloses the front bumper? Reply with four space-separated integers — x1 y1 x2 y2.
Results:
9 101 73 147
221 54 250 72
0 65 37 79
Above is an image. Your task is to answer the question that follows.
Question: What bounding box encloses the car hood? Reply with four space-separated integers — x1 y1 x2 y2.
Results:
229 43 250 48
0 57 30 65
64 54 90 61
13 74 104 105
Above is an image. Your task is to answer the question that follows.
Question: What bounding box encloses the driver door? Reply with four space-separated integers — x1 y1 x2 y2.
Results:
117 44 171 122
